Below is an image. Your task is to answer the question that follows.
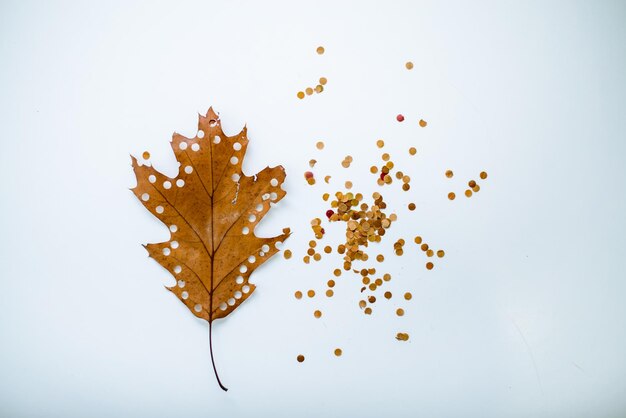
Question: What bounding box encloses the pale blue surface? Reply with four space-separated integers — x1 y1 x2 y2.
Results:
1 1 625 417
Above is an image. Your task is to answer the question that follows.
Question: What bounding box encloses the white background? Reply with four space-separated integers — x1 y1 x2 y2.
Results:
1 1 626 417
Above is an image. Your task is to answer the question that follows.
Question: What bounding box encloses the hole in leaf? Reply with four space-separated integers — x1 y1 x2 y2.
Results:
248 214 256 222
148 175 156 183
163 181 172 189
141 193 150 201
234 291 242 299
261 244 270 253
248 255 256 263
270 178 278 187
233 142 242 151
227 298 235 306
194 304 202 312
231 173 240 182
240 265 248 273
169 225 178 233
219 302 227 311
191 143 200 152
242 226 249 235
170 241 179 249
256 204 263 212
163 248 170 256
235 276 244 284
242 285 250 294
181 291 189 299
179 142 187 150
177 279 185 288
213 135 221 144
230 156 238 165
156 206 164 214
184 166 193 174
174 265 182 274
197 130 205 138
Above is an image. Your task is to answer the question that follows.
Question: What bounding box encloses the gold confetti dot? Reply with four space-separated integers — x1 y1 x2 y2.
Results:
383 273 391 281
316 46 325 55
404 292 412 300
323 245 332 254
327 279 335 288
376 139 385 148
384 291 392 299
314 310 322 318
284 249 292 259
426 262 434 270
316 141 324 150
297 354 305 362
445 170 454 178
468 180 476 188
396 308 405 316
437 250 445 258
303 255 310 264
409 147 417 155
419 119 427 127
402 183 410 191
307 290 315 298
313 253 321 261
326 289 334 297
376 254 384 262
314 85 323 93
448 192 456 200
465 189 473 197
319 77 327 85
420 243 429 251
142 151 150 160
382 153 390 161
426 249 434 257
405 61 414 70
324 175 331 183
480 171 488 180
334 348 342 357
364 307 372 315
472 184 480 192
396 332 409 341
359 300 366 308
333 269 341 277
408 203 416 211
294 291 302 299
345 181 353 189
297 91 305 99
305 87 313 96
370 165 378 174
414 236 422 244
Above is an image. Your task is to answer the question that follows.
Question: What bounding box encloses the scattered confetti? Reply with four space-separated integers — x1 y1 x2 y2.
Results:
396 114 405 122
316 46 325 55
405 61 414 70
297 354 305 362
419 119 427 127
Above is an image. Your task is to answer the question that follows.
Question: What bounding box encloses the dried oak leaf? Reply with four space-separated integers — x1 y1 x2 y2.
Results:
131 107 290 391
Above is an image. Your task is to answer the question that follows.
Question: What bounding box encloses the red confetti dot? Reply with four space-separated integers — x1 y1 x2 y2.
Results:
380 172 386 180
321 228 325 234
304 171 314 179
326 209 334 218
396 114 405 122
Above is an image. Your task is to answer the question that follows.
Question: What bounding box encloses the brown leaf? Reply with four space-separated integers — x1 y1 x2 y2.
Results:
131 107 290 391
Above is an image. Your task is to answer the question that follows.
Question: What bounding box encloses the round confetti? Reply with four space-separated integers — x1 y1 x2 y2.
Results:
283 249 292 259
396 114 405 122
426 262 434 270
314 310 322 318
297 91 305 99
307 290 315 298
408 203 416 211
437 250 445 258
305 87 313 95
480 171 488 179
445 170 454 178
448 192 456 200
409 147 417 155
376 139 385 148
405 61 414 70
294 291 302 299
396 308 405 317
142 151 150 160
334 348 342 357
465 189 473 197
316 46 325 55
319 77 327 85
404 292 412 300
419 119 427 127
316 141 324 150
297 354 305 363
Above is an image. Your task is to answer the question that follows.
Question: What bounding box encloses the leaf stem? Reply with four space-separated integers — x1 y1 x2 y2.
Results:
209 321 228 391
